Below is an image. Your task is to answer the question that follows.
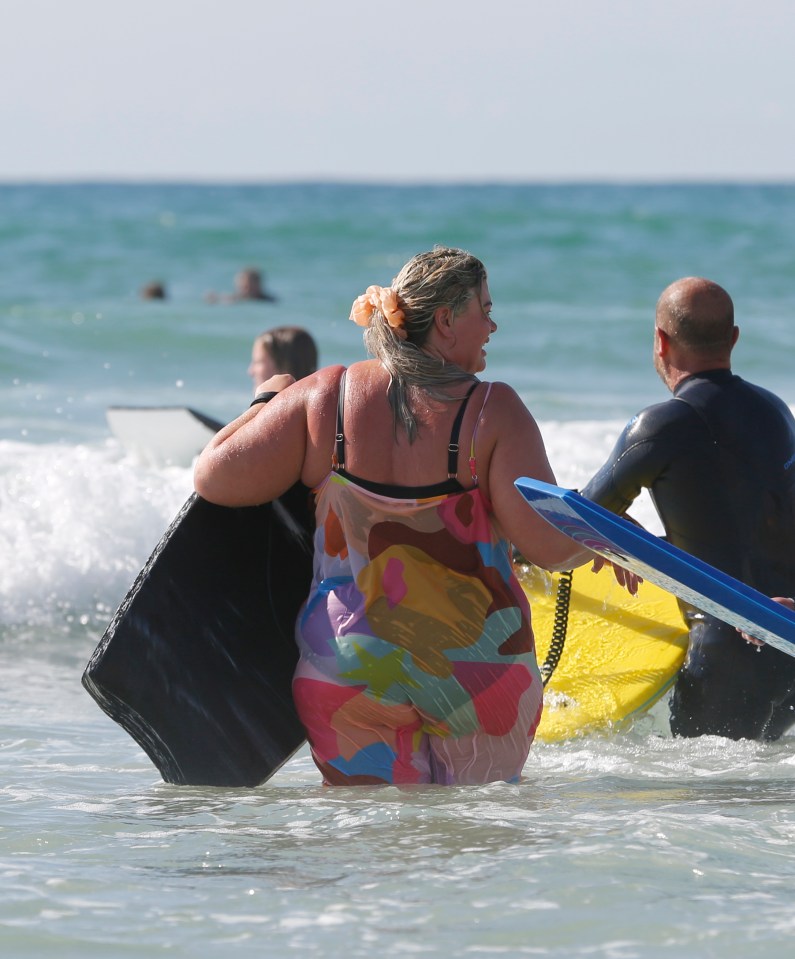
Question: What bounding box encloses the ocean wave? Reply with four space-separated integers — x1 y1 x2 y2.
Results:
0 439 193 628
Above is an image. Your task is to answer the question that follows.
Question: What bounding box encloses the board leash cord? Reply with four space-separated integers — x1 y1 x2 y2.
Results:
540 569 573 687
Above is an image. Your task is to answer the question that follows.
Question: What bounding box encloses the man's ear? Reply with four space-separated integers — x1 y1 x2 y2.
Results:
655 325 670 356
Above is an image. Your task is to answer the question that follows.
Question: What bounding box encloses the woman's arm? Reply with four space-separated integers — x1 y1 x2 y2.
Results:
194 365 343 507
483 385 639 592
484 384 597 572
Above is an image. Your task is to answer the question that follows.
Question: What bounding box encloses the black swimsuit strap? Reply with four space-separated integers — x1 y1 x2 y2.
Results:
447 381 479 478
335 370 347 469
335 372 478 477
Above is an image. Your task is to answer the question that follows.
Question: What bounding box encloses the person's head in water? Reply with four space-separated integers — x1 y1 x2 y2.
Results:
248 326 318 394
653 277 739 390
140 280 167 300
235 268 276 302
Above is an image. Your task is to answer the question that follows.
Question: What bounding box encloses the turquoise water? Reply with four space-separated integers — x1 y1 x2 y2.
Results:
4 182 795 441
2 183 795 957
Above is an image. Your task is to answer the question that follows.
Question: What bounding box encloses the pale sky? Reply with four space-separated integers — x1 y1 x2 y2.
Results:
2 0 793 182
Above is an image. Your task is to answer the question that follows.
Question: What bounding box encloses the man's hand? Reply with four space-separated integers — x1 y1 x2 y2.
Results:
738 596 795 646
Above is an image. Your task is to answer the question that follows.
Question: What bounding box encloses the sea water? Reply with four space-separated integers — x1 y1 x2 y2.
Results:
2 182 795 957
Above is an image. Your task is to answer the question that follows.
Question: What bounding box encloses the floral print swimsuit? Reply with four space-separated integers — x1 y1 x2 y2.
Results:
292 374 543 785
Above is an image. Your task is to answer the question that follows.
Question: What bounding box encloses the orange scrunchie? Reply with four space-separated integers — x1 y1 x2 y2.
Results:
349 285 407 340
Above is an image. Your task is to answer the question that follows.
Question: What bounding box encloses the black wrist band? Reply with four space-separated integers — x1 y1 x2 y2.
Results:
249 391 278 407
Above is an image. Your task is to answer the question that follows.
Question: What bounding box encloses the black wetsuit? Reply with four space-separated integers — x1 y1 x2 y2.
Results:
583 369 795 740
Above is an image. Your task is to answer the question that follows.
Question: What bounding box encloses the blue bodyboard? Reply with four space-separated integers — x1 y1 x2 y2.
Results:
515 477 795 657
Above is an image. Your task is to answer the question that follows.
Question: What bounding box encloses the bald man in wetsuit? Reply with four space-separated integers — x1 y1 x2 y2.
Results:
582 277 795 741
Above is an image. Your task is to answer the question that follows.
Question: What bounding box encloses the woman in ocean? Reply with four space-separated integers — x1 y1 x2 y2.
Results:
247 325 318 394
194 246 633 786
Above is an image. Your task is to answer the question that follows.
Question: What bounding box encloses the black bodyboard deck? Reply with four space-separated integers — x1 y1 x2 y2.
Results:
82 484 313 787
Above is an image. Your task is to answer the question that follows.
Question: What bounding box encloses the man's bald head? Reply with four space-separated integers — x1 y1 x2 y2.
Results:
656 277 736 358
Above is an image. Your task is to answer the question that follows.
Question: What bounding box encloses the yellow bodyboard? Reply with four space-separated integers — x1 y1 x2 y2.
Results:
518 564 689 742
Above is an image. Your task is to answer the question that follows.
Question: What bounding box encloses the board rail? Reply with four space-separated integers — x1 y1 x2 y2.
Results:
515 477 795 656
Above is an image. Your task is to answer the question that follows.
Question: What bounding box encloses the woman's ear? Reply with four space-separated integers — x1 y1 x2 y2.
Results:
433 305 455 338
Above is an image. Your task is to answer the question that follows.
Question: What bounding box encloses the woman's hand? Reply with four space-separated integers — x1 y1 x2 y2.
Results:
256 373 295 394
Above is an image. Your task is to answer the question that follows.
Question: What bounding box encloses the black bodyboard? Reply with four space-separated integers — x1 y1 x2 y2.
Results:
82 484 314 787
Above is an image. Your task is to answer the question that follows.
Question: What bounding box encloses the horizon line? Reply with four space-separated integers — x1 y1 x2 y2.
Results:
1 175 794 188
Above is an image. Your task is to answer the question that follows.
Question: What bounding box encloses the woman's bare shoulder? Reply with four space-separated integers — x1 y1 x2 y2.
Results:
484 379 525 400
481 380 538 425
302 363 346 392
280 363 346 412
299 361 384 395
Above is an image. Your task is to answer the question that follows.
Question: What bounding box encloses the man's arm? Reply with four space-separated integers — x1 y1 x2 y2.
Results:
582 403 679 515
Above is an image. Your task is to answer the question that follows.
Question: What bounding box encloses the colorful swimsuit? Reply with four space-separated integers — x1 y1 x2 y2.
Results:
292 375 543 785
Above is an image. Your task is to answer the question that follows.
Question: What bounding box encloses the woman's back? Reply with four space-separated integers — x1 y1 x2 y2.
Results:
329 360 488 493
297 373 541 786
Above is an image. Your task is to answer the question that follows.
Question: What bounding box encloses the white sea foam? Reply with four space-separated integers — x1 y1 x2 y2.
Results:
0 421 664 634
0 438 193 627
